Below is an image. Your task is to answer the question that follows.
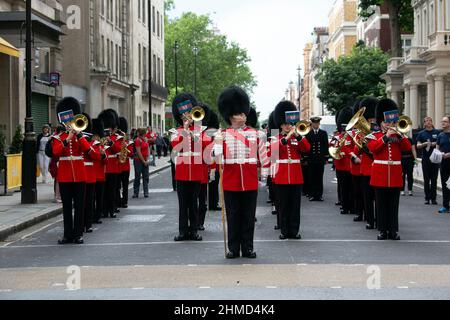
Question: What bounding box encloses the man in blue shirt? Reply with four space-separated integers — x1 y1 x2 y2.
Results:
416 117 441 205
437 116 450 213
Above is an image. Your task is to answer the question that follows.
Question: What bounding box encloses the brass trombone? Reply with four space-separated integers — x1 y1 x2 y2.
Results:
295 120 311 136
65 114 89 133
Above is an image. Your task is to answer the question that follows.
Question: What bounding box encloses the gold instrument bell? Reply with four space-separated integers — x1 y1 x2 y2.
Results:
396 115 413 134
295 120 311 136
346 107 371 149
191 106 205 122
329 132 348 160
69 114 89 132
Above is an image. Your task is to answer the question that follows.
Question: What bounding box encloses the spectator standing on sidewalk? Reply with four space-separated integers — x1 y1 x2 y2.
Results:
133 128 150 198
416 117 441 205
437 116 450 214
163 133 170 157
155 133 166 159
37 125 52 184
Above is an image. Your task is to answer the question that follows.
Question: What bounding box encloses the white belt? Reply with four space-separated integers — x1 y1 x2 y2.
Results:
225 158 257 164
374 160 401 165
108 155 118 159
276 159 301 164
59 156 83 161
178 152 201 157
84 162 94 166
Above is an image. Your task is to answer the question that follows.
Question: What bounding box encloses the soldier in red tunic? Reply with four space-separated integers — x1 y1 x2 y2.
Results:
52 97 91 245
117 117 133 209
171 93 210 242
215 86 270 259
91 119 107 225
367 99 412 240
270 101 311 240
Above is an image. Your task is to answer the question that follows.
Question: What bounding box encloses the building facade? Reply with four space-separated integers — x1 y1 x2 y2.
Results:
327 0 358 60
0 0 65 143
60 0 167 132
382 0 450 129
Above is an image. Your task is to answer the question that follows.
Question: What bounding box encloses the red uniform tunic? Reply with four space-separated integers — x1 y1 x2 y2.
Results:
105 133 123 174
92 141 107 182
367 132 412 188
270 134 310 185
119 140 134 172
354 144 373 177
84 140 103 184
171 125 209 182
347 131 362 176
217 127 270 192
52 132 91 183
332 132 351 172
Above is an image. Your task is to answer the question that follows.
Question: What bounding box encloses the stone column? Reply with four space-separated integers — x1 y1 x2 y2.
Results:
410 84 419 129
404 85 411 118
435 75 445 124
391 90 400 106
427 75 436 121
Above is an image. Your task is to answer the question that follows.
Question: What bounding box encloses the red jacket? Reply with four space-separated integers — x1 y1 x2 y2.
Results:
270 134 310 185
105 133 123 174
218 127 270 192
171 125 210 182
84 140 103 184
332 132 351 172
354 144 373 177
347 131 361 176
52 132 91 183
91 141 107 182
367 132 412 188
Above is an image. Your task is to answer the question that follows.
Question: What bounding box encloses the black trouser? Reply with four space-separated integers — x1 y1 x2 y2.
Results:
336 170 352 213
208 170 220 210
83 183 95 231
267 177 274 202
163 146 168 157
308 162 325 198
302 164 310 196
177 180 201 236
134 159 149 196
224 190 258 255
156 145 163 158
352 175 364 218
171 160 176 191
374 187 400 233
337 171 341 203
441 159 450 209
402 157 415 192
361 176 376 227
198 183 208 227
422 159 439 202
60 182 86 240
119 170 130 206
276 184 302 237
104 173 118 216
94 181 105 222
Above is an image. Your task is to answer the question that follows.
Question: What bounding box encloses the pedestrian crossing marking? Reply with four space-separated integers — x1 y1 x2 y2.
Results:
148 189 174 193
119 215 165 223
125 206 164 210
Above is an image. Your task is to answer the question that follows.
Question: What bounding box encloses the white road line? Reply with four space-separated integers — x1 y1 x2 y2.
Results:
266 286 277 289
331 286 342 289
3 218 63 247
297 264 308 266
397 286 409 289
199 287 211 289
132 287 145 290
4 239 450 249
0 289 12 293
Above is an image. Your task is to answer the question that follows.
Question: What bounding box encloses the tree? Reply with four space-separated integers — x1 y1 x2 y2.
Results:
316 45 389 115
9 125 23 154
165 12 257 118
359 0 414 57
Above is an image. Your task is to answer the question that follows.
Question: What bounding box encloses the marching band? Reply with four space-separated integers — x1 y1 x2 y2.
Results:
48 88 414 256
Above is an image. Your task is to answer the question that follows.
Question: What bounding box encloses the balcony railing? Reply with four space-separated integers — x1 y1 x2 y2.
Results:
142 79 168 101
404 46 428 62
387 57 404 72
429 31 450 51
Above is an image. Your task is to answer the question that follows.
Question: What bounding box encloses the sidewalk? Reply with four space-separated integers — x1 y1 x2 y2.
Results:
0 157 172 241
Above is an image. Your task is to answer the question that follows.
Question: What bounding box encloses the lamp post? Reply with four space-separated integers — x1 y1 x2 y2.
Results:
297 65 302 110
148 0 153 129
193 46 199 96
173 41 179 95
21 0 37 204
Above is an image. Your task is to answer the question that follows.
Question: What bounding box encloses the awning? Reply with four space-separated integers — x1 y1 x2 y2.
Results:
0 36 20 57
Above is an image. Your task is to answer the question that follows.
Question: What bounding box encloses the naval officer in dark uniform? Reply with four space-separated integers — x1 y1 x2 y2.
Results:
305 117 330 201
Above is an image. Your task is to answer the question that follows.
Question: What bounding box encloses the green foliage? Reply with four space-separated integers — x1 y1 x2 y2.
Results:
165 12 257 121
164 0 175 12
9 125 23 155
316 45 389 115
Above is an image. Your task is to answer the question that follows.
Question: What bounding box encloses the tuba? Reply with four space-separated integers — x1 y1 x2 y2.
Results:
346 107 371 149
329 132 348 160
295 120 311 136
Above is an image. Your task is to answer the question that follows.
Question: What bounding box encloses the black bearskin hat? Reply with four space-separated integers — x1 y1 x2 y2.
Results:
196 102 212 127
56 97 81 123
337 107 354 132
359 97 379 120
376 98 398 125
82 112 92 134
208 110 220 130
218 86 250 125
352 98 362 115
98 109 119 130
119 117 128 134
268 111 276 131
92 118 105 138
171 93 198 126
246 108 258 129
274 101 297 129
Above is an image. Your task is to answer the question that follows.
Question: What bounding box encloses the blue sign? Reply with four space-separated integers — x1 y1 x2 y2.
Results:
58 110 74 124
384 110 399 123
285 111 300 124
177 100 193 114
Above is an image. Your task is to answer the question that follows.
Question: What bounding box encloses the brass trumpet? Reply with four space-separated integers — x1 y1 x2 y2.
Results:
295 120 311 136
66 114 89 132
191 106 205 122
396 115 413 134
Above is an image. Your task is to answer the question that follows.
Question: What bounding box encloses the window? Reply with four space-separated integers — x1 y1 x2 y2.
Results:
107 40 110 70
138 0 141 20
161 13 164 39
160 59 164 85
143 47 147 80
144 111 148 127
138 44 141 80
430 1 435 34
157 11 160 37
119 46 122 78
116 0 119 26
143 0 146 25
152 54 156 81
101 36 105 66
152 6 156 33
110 0 113 22
157 57 161 85
101 0 105 16
106 0 110 20
423 8 428 45
446 0 450 29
